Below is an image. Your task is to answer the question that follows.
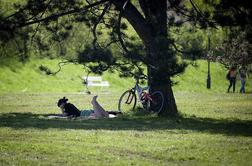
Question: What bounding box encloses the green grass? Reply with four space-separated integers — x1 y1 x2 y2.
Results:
173 61 252 93
0 58 136 93
0 58 251 93
0 92 252 165
0 58 252 165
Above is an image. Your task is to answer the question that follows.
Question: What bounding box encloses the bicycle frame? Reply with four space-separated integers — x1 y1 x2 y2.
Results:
132 79 149 105
119 75 164 113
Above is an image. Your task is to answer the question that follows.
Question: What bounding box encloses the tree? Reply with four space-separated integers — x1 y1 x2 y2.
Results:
204 0 252 67
217 28 252 68
0 0 222 116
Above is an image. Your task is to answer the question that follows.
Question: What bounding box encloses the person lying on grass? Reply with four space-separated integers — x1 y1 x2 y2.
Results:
57 96 121 119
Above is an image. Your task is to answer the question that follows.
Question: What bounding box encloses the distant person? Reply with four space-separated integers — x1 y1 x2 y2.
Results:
57 96 120 119
239 66 247 93
227 66 237 93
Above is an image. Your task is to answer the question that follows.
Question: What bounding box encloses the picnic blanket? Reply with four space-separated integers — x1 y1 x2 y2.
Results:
47 113 117 119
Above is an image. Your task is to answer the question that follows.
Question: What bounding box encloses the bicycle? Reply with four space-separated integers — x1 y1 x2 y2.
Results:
118 74 164 114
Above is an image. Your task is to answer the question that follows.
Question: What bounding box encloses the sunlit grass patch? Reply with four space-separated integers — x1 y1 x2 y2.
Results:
0 92 252 165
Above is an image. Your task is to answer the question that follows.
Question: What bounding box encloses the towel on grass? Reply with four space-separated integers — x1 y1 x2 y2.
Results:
47 113 118 119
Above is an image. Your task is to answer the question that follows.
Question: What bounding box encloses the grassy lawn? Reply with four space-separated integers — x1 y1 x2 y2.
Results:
1 58 252 165
0 92 251 165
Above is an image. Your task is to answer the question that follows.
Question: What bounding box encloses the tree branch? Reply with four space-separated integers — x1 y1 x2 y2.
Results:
188 0 217 27
30 0 55 44
92 1 112 49
112 1 152 47
170 42 191 54
116 10 129 54
139 0 150 19
10 0 110 29
51 59 78 75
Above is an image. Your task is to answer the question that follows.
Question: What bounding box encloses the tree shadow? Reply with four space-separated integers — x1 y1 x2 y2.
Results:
0 112 251 136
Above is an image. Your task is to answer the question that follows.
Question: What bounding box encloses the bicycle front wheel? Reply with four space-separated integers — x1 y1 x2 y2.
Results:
149 91 164 114
118 90 137 113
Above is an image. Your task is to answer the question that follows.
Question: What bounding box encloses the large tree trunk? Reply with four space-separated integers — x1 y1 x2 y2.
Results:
114 0 178 116
146 37 178 116
148 66 178 116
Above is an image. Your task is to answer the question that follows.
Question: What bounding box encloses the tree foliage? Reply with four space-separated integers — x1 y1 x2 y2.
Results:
0 0 207 75
204 0 252 67
218 28 252 68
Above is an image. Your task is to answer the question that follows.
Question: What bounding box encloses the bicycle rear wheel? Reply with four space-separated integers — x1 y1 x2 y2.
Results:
118 90 137 113
149 91 164 114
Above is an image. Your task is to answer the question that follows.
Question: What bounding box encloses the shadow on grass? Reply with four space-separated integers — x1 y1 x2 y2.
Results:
0 112 251 136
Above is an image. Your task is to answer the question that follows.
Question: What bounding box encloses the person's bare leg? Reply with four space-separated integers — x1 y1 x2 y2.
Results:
91 96 109 118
